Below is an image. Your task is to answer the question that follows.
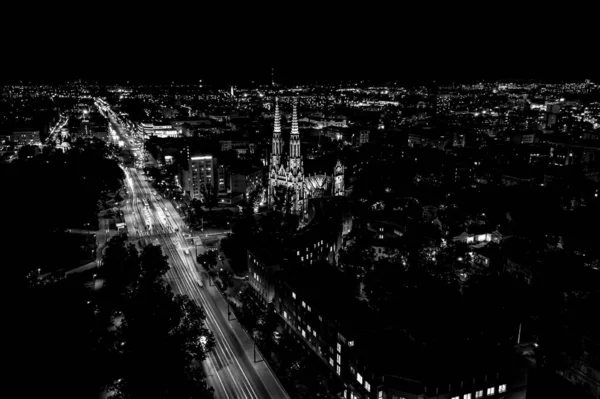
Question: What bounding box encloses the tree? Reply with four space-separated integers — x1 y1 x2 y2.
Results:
220 207 258 273
247 184 266 209
12 278 108 399
197 250 217 269
189 198 204 227
272 184 296 215
337 233 376 296
137 243 171 284
102 236 140 289
200 183 218 211
108 244 215 399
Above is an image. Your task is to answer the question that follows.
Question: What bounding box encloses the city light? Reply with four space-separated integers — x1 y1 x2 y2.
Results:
5 59 599 399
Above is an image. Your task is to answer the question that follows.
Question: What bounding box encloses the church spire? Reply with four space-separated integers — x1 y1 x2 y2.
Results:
291 99 299 136
274 97 281 134
289 99 301 159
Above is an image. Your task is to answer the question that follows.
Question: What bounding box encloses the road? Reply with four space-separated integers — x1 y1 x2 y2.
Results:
103 103 289 399
46 114 69 144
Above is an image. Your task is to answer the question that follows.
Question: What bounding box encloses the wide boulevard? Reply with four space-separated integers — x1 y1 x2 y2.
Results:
102 103 289 399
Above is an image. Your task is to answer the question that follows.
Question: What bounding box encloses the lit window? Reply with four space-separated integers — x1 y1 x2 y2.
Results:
297 250 300 256
365 381 371 392
378 391 383 399
302 301 306 308
451 396 458 399
356 373 363 384
283 311 288 319
313 330 316 337
498 384 506 393
307 325 311 332
292 292 296 299
318 315 322 321
336 365 341 375
464 394 471 399
487 387 495 396
337 354 341 364
475 391 483 398
301 256 304 261
307 305 311 312
302 330 306 338
329 358 334 366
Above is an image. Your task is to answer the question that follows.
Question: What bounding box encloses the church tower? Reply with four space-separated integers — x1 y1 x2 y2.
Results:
268 97 284 209
271 98 283 169
288 100 302 172
287 99 304 214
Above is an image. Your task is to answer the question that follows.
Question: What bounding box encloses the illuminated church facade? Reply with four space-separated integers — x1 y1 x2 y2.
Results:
268 98 345 216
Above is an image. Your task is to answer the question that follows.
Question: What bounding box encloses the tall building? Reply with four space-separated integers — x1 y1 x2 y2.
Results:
217 164 228 193
187 153 218 200
268 98 345 216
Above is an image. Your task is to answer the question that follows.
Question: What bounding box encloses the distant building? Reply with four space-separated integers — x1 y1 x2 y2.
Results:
217 164 228 193
89 126 109 142
220 139 250 154
11 129 41 146
299 113 348 129
141 122 178 138
501 174 536 187
453 132 466 147
510 132 537 145
230 167 262 200
359 130 369 145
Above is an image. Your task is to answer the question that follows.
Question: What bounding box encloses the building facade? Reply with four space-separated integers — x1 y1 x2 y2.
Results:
230 168 262 200
141 122 179 138
268 98 345 216
11 130 41 146
187 154 218 200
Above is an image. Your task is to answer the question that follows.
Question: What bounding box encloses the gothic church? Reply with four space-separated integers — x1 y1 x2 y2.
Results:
268 98 344 216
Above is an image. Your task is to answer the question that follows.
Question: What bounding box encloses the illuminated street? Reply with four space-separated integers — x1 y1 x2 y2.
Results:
108 109 289 399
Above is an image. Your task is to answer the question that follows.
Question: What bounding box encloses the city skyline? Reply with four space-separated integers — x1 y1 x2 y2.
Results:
2 6 599 399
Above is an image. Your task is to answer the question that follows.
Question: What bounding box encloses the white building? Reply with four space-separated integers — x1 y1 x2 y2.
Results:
141 122 179 138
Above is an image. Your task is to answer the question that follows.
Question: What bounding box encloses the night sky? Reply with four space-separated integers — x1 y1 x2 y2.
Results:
2 5 598 85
